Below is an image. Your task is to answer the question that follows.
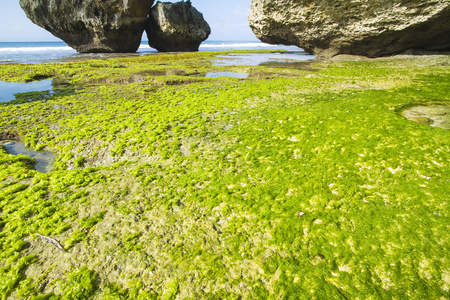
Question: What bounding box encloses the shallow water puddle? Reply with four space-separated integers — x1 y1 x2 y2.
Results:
213 52 315 66
205 72 249 79
0 79 53 103
401 105 450 129
1 142 55 173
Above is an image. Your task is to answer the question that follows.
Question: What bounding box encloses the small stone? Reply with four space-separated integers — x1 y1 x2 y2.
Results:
410 116 433 125
297 211 305 218
311 253 325 266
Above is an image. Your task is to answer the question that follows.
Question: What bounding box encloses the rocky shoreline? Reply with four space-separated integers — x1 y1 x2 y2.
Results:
19 0 450 58
0 52 449 298
2 0 450 297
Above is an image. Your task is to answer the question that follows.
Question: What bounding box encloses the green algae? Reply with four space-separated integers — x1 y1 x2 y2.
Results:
63 231 87 250
79 211 106 229
60 267 97 300
0 52 449 299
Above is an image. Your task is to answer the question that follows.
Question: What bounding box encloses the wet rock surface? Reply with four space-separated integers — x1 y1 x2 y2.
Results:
401 105 450 129
146 1 211 52
19 0 154 53
248 0 450 58
0 51 449 300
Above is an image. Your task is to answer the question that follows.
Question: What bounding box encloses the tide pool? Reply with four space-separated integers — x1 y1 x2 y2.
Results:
0 79 53 103
213 52 314 66
1 142 55 173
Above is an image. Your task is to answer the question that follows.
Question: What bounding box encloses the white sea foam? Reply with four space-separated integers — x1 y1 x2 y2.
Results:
0 41 302 64
0 46 74 53
137 44 155 51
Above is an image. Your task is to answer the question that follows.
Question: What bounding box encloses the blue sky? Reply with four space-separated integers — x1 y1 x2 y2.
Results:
0 0 258 42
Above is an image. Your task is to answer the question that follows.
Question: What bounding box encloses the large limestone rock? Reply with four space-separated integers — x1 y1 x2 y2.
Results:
248 0 450 58
146 1 211 52
20 0 154 53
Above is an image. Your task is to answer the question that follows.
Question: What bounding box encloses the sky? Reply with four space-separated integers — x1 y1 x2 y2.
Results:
0 0 258 42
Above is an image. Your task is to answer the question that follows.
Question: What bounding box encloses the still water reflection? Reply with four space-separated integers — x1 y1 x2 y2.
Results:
0 79 53 103
1 142 55 173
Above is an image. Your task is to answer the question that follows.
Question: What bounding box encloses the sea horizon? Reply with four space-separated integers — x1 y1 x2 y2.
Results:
0 40 302 64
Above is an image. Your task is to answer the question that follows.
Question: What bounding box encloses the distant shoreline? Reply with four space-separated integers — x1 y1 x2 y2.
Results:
0 40 302 64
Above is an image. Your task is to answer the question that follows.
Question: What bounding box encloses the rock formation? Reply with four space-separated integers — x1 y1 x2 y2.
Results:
146 1 211 52
20 0 154 53
248 0 450 58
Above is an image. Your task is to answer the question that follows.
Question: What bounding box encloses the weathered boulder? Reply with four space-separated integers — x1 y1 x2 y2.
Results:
248 0 450 58
20 0 154 53
146 1 211 52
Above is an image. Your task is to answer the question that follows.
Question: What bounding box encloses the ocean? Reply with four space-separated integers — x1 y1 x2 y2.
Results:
0 40 303 64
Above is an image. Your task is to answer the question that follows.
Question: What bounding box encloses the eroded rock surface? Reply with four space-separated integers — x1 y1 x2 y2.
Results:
0 131 20 142
20 0 154 53
248 0 450 58
401 105 450 129
146 1 211 52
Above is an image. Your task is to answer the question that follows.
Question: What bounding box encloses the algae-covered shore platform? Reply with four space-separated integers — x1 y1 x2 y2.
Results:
0 51 449 299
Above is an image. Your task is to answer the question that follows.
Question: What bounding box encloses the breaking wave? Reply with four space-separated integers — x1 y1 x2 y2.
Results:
0 46 74 53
